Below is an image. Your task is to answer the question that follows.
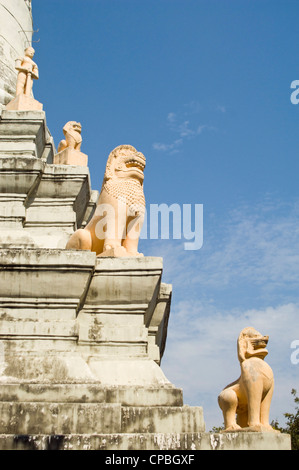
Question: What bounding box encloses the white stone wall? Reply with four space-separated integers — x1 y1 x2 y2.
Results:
0 0 33 110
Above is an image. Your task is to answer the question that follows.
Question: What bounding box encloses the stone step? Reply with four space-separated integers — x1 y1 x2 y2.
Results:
121 405 205 433
0 402 121 435
0 135 43 157
0 110 47 137
0 384 184 407
0 156 44 194
0 432 291 451
0 319 77 337
0 110 54 160
0 401 204 435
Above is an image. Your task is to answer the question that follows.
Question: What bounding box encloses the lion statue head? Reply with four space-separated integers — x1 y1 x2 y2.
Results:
237 327 269 363
103 145 146 183
57 121 83 154
63 121 82 141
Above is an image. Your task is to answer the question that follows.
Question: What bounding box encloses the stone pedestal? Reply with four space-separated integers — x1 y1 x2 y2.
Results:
0 250 206 449
0 252 172 383
5 94 43 112
54 147 88 166
0 110 52 159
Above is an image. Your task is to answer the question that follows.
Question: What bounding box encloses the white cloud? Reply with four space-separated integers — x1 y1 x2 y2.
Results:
167 112 176 123
196 124 207 134
152 102 215 153
145 199 299 304
152 138 183 153
217 105 226 113
177 120 195 137
183 100 202 114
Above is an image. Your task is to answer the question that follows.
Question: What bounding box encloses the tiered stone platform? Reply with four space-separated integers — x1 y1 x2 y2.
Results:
0 109 291 450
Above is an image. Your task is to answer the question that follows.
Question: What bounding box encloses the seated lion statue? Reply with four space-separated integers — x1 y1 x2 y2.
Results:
218 327 278 432
57 121 82 153
66 144 146 257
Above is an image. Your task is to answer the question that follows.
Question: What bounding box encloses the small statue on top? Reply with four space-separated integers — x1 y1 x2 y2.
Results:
6 46 43 111
15 46 39 97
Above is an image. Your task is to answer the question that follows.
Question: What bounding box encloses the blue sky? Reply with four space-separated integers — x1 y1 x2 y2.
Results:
32 0 299 430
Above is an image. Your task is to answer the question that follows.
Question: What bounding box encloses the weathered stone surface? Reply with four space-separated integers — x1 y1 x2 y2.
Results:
78 257 169 368
103 386 183 407
54 147 88 166
0 249 96 301
0 252 172 386
0 110 52 159
0 402 121 435
0 245 199 446
147 282 172 364
0 156 44 194
82 257 162 314
204 432 291 451
0 384 183 407
121 405 205 434
0 401 204 436
0 432 291 451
